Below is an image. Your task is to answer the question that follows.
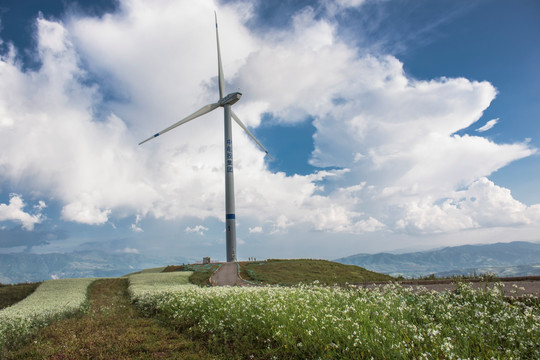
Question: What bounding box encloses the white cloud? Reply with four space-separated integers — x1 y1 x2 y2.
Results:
323 0 369 16
119 247 139 254
476 118 498 132
455 177 540 227
230 7 536 237
0 0 537 255
0 16 158 225
131 214 143 232
271 215 294 234
34 201 47 211
61 201 111 225
249 226 263 233
0 194 44 230
394 177 540 234
185 225 209 235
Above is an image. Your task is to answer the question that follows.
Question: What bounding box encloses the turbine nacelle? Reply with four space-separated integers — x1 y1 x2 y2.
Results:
219 92 242 106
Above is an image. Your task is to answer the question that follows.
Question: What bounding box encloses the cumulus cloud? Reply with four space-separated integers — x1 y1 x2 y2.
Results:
61 201 111 225
130 214 144 232
249 226 263 233
230 5 536 234
0 16 158 226
185 225 209 235
0 194 44 230
0 0 537 251
454 177 540 227
119 247 139 254
476 118 498 132
34 200 47 212
323 0 369 16
395 178 540 233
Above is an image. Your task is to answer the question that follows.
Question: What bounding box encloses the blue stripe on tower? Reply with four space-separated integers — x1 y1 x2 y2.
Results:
226 214 235 220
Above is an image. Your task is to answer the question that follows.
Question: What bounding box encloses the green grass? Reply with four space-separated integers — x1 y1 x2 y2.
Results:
2 269 539 359
124 266 168 276
134 282 540 359
239 259 393 285
5 278 218 360
163 263 221 286
1 278 95 353
128 271 193 300
0 282 41 310
161 259 391 286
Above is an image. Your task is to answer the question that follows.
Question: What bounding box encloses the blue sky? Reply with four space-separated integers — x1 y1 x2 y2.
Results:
0 0 539 261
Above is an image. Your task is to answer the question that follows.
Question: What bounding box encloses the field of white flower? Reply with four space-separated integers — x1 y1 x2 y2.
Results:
128 271 193 295
0 278 95 352
128 271 195 317
131 280 540 359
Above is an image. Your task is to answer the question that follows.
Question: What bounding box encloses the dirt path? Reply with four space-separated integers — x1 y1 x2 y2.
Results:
404 280 540 297
210 262 246 286
357 279 540 297
6 278 218 360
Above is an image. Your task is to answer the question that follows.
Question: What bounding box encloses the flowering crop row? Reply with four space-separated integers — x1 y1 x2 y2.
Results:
131 281 540 359
0 278 95 352
128 271 193 295
128 271 195 317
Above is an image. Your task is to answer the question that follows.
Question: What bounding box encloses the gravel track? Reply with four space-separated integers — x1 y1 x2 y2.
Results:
210 262 247 286
209 263 540 297
357 278 540 297
401 280 540 296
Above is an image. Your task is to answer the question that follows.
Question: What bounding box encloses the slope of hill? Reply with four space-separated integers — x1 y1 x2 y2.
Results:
239 259 393 285
335 241 540 278
0 251 189 284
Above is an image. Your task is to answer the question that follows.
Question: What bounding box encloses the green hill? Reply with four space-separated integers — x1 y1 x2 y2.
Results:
239 259 393 285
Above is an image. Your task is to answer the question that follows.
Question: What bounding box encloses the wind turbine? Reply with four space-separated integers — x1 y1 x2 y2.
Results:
139 13 271 263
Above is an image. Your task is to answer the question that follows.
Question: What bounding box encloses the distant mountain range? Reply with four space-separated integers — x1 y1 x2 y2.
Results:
335 241 540 278
0 251 191 284
3 241 540 284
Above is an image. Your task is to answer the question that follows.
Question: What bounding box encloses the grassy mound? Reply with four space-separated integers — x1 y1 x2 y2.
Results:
6 278 217 359
163 263 221 286
0 282 41 310
240 259 393 285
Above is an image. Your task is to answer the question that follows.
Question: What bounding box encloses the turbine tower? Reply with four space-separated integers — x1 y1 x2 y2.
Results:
139 13 271 262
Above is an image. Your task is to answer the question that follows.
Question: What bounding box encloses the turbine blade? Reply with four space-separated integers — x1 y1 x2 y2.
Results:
139 103 219 145
231 111 273 160
215 12 225 100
